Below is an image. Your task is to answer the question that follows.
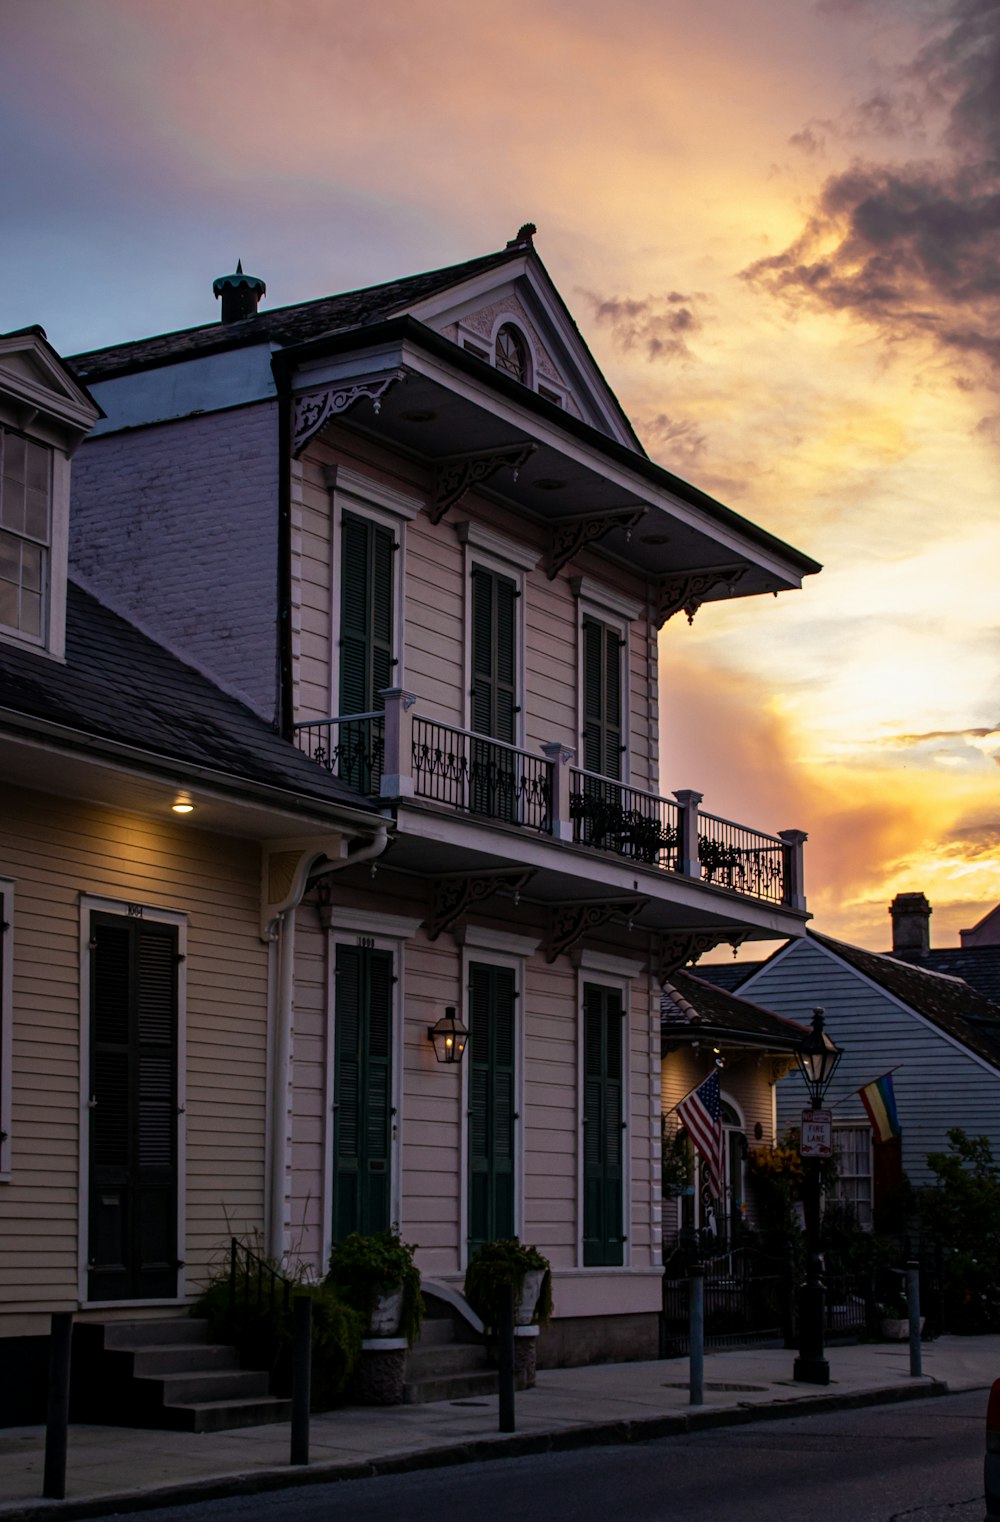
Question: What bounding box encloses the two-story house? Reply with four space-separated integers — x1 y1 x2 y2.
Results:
66 227 820 1363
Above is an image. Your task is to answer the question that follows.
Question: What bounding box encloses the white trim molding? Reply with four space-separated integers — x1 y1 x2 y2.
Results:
570 575 644 624
454 519 541 574
571 947 646 980
452 924 541 958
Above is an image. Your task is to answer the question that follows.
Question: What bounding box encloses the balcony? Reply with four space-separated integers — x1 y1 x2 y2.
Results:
294 693 806 912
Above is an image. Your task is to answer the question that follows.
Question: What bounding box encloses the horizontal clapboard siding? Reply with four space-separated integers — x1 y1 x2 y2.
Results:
0 788 268 1334
745 940 1000 1189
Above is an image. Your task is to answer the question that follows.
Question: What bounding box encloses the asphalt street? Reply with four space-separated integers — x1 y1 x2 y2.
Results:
76 1389 987 1522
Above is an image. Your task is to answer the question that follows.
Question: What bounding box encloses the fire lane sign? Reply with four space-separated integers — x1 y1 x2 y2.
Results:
800 1109 833 1157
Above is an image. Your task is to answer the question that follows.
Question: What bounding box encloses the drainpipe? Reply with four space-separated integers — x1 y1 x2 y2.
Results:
265 826 388 1262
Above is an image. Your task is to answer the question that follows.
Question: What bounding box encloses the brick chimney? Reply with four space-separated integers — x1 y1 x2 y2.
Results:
212 259 266 323
889 892 932 954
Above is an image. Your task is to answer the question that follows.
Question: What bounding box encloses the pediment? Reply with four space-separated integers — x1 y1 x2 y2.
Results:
401 256 642 452
0 328 102 445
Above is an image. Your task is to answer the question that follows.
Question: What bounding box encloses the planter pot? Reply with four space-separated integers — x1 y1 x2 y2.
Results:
516 1269 545 1326
881 1316 924 1341
369 1285 404 1337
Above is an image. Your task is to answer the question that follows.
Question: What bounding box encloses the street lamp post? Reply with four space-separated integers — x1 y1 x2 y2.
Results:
793 1007 843 1386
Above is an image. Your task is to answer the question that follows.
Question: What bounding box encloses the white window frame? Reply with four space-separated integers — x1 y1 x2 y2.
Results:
457 926 536 1270
0 877 13 1180
323 465 420 720
455 521 538 749
576 962 634 1269
0 427 70 660
832 1123 874 1232
322 908 420 1259
78 894 188 1309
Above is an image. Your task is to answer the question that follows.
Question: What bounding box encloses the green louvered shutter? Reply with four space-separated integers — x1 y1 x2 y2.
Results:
468 963 516 1254
582 617 622 781
332 944 393 1240
88 915 178 1301
471 567 518 819
339 513 394 791
582 983 624 1267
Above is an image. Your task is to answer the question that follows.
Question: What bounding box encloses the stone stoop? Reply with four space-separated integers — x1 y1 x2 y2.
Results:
72 1317 292 1433
403 1310 498 1404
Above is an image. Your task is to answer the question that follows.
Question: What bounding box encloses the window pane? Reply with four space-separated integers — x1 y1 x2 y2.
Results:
0 530 19 584
3 433 26 484
23 489 49 543
0 580 17 629
21 542 42 591
1 478 25 535
25 439 50 493
20 589 41 637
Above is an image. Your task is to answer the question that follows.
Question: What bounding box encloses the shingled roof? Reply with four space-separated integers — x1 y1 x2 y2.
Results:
0 581 378 817
888 945 1000 1009
661 968 807 1050
69 247 522 382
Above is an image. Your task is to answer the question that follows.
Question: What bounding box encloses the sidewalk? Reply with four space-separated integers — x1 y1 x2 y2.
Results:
2 1336 997 1521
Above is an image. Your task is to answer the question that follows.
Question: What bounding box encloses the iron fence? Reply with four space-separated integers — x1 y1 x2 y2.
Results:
412 717 552 831
696 811 785 904
569 770 680 867
293 712 385 796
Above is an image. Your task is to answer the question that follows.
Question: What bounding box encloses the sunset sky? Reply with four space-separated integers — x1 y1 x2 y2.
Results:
1 0 996 953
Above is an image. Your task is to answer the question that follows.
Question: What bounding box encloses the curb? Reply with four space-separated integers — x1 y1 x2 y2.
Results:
0 1379 952 1522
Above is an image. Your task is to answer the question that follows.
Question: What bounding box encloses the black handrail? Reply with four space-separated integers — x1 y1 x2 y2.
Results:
229 1237 293 1322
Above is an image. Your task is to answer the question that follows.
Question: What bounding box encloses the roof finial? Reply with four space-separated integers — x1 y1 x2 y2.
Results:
506 223 537 250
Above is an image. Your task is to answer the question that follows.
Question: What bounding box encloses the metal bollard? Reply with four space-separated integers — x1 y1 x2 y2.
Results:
689 1264 705 1407
43 1311 73 1500
290 1293 312 1466
498 1282 515 1433
906 1261 922 1378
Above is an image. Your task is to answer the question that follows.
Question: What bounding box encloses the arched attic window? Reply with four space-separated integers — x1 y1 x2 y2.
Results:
494 323 530 384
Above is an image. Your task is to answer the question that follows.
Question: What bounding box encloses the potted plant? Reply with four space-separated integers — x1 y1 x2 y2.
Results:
325 1230 423 1348
464 1238 553 1331
878 1289 922 1340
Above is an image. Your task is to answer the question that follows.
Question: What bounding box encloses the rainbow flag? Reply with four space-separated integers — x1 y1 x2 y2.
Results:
859 1073 901 1143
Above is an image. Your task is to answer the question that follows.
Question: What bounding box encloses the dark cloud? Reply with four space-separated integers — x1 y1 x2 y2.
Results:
744 0 1000 376
945 819 1000 855
580 289 707 363
635 412 709 472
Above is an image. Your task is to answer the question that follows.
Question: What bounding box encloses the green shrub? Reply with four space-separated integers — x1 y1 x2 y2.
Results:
920 1129 1000 1333
464 1238 553 1331
325 1230 423 1347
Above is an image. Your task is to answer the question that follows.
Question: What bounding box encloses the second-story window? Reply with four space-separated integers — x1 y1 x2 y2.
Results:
0 427 51 643
340 512 395 716
582 616 623 781
471 565 518 744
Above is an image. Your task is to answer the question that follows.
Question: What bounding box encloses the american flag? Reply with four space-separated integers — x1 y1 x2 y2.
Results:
677 1070 724 1198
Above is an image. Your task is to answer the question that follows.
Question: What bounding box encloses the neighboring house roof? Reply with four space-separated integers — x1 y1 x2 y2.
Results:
0 581 378 817
809 932 1000 1071
661 968 807 1051
888 946 1000 1008
690 961 762 994
69 247 524 382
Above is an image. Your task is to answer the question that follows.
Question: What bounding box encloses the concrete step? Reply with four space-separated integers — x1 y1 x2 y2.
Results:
403 1369 499 1405
417 1317 458 1347
131 1344 241 1377
167 1396 293 1434
98 1318 211 1350
407 1345 490 1380
140 1368 271 1406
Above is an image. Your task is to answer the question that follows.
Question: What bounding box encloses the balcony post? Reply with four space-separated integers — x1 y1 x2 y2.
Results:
778 829 808 910
379 688 417 800
672 790 704 878
540 742 575 841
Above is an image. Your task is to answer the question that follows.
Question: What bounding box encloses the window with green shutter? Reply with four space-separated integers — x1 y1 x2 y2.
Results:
467 962 517 1255
88 914 179 1301
470 565 518 820
582 616 623 781
332 944 394 1240
339 513 395 791
582 982 625 1267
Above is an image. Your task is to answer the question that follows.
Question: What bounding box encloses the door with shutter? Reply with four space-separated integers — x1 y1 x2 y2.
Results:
582 983 624 1267
339 512 395 792
470 565 518 820
331 944 393 1239
580 616 625 850
467 962 516 1254
87 914 179 1301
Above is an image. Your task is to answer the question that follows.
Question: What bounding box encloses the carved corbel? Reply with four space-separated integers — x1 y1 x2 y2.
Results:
260 834 346 940
292 371 405 454
427 867 536 941
429 444 536 524
654 565 748 627
544 896 649 963
546 507 646 579
653 929 739 984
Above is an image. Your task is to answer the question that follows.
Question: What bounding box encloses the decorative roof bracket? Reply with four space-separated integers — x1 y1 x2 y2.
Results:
544 896 649 963
546 507 647 580
654 564 748 627
654 929 745 984
427 867 536 941
293 370 405 455
430 444 536 524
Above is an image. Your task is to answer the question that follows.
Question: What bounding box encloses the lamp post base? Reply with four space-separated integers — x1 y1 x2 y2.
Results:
793 1354 830 1385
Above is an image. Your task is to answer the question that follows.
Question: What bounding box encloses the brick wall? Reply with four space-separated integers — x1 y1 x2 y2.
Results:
69 403 281 723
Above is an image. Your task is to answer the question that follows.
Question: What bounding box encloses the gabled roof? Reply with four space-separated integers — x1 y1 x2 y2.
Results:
69 247 527 383
808 932 1000 1070
887 946 1000 1016
690 961 762 994
661 968 807 1051
0 581 378 818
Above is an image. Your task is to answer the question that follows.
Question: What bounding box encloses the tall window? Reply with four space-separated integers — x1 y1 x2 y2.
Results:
582 616 623 780
582 983 625 1266
832 1125 873 1230
331 944 394 1239
468 962 517 1254
494 324 529 383
339 512 395 715
0 428 51 641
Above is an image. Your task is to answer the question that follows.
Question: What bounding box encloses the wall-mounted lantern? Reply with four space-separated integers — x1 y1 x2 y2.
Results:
428 1006 469 1065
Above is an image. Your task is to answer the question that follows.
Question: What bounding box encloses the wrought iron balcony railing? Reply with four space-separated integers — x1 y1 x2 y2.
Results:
293 691 806 912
